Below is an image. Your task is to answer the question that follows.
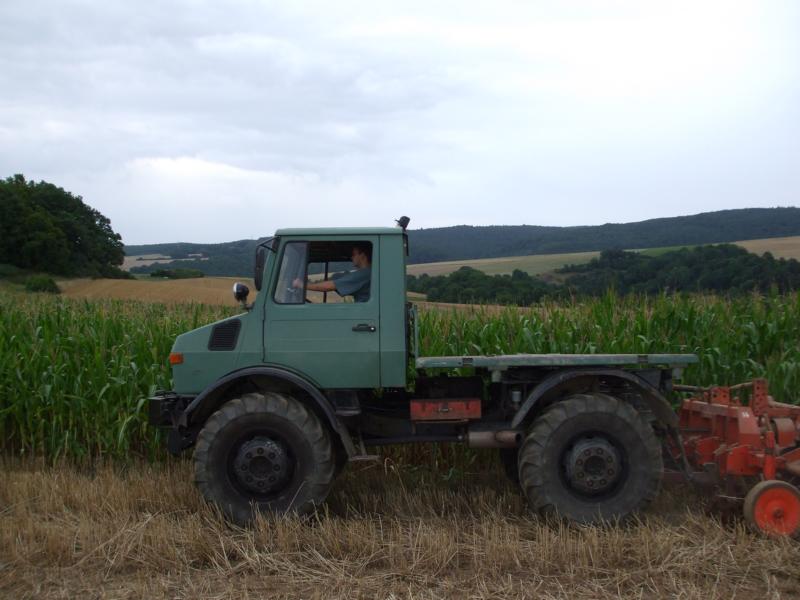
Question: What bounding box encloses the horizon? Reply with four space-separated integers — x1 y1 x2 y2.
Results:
123 205 800 248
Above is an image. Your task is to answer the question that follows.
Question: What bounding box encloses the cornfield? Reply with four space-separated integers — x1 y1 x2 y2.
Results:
2 290 800 460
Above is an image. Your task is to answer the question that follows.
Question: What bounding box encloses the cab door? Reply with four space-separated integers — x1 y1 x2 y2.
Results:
264 237 380 389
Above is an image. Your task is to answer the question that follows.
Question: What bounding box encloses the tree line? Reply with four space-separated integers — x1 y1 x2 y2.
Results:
407 245 800 304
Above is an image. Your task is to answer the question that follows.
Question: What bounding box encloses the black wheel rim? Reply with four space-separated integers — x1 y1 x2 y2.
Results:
561 433 626 498
229 433 295 498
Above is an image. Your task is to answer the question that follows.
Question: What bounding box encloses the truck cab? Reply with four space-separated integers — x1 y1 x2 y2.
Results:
150 219 698 527
167 227 409 398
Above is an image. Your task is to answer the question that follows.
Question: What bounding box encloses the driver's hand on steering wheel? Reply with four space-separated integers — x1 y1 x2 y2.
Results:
292 278 304 289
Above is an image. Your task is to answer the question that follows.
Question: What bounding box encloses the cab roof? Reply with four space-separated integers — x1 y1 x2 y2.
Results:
274 227 404 236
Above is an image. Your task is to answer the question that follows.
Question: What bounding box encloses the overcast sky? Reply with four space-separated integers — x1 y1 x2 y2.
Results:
1 1 798 244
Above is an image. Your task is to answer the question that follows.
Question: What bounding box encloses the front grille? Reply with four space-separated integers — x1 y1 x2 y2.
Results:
208 319 241 351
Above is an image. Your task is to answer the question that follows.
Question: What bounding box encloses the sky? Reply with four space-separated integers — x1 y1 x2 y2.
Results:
1 1 798 245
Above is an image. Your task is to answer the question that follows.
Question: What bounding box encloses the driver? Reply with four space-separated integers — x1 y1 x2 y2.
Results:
292 243 372 302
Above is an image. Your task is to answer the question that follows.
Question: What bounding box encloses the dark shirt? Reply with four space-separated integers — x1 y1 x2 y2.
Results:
333 267 371 302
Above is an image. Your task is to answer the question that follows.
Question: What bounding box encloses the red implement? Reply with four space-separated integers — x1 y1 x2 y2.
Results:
674 378 800 537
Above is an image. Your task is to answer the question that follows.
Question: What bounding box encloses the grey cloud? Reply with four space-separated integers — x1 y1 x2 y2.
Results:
0 1 798 243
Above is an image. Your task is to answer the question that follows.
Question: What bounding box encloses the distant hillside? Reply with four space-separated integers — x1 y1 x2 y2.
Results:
126 207 800 277
126 239 268 277
407 207 800 263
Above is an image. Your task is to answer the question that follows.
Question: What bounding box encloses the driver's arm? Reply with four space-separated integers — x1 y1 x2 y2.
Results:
293 278 336 292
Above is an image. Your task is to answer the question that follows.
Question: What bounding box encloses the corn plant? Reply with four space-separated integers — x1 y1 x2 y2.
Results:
2 290 799 460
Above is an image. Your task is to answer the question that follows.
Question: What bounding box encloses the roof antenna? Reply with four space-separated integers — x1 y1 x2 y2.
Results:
396 216 410 231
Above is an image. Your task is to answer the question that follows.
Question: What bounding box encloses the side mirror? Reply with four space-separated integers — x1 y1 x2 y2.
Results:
232 282 250 307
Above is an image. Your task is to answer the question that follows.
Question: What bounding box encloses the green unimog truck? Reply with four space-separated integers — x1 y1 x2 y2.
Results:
149 219 697 525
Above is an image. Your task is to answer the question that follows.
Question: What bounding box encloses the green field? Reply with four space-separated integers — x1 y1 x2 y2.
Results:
407 235 800 277
2 290 800 460
406 250 601 277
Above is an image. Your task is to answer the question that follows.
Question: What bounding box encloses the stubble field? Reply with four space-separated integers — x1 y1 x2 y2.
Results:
3 459 799 599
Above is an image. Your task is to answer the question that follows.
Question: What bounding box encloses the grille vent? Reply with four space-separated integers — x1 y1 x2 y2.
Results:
208 319 241 351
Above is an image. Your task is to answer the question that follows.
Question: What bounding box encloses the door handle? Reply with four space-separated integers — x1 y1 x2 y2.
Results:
352 323 376 332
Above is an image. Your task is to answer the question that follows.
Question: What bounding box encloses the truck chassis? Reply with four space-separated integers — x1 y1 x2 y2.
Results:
148 223 800 537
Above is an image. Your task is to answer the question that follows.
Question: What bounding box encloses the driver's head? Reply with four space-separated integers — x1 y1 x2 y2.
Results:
351 243 372 268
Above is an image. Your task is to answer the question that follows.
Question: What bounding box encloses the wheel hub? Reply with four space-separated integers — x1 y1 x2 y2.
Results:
233 436 291 495
565 437 622 495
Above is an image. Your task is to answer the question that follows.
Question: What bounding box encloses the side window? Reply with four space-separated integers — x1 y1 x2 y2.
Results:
307 241 373 304
273 242 308 304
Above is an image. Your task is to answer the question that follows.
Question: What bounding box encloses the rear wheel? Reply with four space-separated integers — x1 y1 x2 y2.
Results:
518 393 662 524
194 391 336 525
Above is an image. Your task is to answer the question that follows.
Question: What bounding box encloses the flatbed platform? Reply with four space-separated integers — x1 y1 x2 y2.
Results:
416 353 699 370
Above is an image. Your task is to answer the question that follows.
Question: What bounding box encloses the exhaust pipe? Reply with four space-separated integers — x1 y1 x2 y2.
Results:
467 429 523 448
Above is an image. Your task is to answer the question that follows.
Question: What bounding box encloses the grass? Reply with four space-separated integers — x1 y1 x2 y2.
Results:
407 250 600 277
2 290 800 461
2 459 798 599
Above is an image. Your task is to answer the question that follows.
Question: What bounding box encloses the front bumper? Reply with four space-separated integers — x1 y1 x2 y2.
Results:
148 391 197 454
148 390 194 427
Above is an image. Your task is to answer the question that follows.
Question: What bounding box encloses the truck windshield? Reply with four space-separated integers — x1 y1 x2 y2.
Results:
273 242 308 304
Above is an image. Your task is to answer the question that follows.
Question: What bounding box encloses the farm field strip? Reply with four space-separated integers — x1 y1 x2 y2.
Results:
406 235 800 277
406 250 600 277
58 277 254 306
122 253 210 270
59 276 416 305
735 235 800 260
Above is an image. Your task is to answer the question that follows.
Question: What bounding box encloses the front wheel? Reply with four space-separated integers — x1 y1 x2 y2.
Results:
194 391 336 525
518 393 662 524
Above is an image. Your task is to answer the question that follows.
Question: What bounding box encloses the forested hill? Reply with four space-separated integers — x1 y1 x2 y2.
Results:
126 207 800 276
407 207 800 263
126 239 264 277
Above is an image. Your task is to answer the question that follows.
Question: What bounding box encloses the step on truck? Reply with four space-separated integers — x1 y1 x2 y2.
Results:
150 217 782 528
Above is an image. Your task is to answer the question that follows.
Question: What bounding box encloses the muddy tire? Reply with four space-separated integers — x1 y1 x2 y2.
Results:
194 391 335 525
518 393 662 524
